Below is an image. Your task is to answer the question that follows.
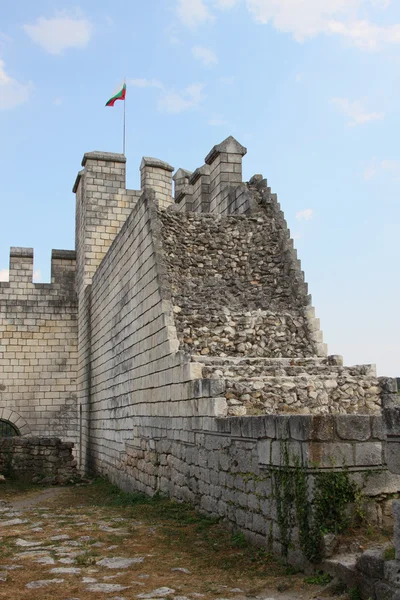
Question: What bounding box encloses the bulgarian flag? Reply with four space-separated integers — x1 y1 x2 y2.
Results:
105 80 126 107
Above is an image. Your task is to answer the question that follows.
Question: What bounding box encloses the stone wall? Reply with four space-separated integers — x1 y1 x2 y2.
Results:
0 248 78 444
84 191 196 475
160 211 316 358
0 436 78 484
116 412 400 568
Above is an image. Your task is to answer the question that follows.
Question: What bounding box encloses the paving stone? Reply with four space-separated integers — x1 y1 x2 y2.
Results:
86 583 130 593
1 518 28 526
59 558 75 564
137 587 176 598
50 534 70 541
15 538 44 547
172 568 191 574
26 578 65 589
35 556 55 565
50 567 82 574
97 557 145 569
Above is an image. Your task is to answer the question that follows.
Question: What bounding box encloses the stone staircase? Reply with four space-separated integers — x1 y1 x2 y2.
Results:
192 355 381 415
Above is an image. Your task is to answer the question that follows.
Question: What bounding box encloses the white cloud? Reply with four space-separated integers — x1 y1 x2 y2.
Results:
292 232 302 240
33 269 42 282
192 46 218 66
208 113 229 125
175 0 214 28
159 83 205 113
0 269 8 282
240 0 400 50
129 78 163 89
54 97 63 106
296 208 314 221
295 72 303 82
214 0 241 8
363 161 377 180
23 11 93 54
332 97 384 126
169 35 183 45
363 158 400 179
0 59 32 110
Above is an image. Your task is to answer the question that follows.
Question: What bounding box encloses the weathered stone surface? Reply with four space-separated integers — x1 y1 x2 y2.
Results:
356 547 385 579
86 583 130 593
96 557 144 569
336 416 371 441
137 588 176 598
26 579 65 589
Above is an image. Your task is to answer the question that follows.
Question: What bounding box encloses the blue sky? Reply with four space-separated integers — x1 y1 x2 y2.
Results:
0 0 399 376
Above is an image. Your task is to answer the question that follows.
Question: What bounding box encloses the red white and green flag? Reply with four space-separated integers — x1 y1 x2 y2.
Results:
105 80 126 107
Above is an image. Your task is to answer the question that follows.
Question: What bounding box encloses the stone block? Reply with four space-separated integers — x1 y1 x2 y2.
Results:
306 442 354 468
310 415 335 441
336 415 371 441
264 416 276 439
276 416 290 440
371 416 384 440
257 440 271 465
384 560 400 586
354 443 382 467
356 547 385 579
374 581 397 600
393 501 400 561
385 443 400 475
289 415 312 441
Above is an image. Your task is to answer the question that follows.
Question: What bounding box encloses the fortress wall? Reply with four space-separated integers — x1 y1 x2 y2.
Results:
86 191 205 483
0 248 78 443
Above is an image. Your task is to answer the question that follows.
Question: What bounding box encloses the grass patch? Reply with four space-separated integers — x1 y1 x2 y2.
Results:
304 571 332 585
384 546 396 561
82 477 151 507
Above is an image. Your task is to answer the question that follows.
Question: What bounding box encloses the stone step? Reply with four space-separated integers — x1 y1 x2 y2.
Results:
222 372 381 416
191 355 344 367
201 363 376 379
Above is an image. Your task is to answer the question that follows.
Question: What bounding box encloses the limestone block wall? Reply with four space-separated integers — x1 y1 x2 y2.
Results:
85 191 199 475
73 151 140 470
0 436 78 484
0 248 78 443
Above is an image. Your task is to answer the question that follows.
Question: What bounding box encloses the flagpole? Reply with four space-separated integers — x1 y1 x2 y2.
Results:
123 77 126 155
123 97 126 155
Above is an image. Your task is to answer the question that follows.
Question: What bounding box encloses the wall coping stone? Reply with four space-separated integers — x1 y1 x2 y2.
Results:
81 151 126 167
51 250 76 260
72 169 84 193
141 156 174 172
189 164 210 185
205 135 247 165
10 247 33 258
173 168 192 181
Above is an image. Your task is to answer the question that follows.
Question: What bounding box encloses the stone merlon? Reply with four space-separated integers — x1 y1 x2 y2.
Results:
205 135 247 165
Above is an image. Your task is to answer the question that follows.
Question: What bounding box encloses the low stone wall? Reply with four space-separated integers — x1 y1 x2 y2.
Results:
110 411 400 569
0 437 78 484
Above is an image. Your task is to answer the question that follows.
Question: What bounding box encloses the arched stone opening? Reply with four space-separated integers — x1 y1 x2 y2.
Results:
0 419 20 437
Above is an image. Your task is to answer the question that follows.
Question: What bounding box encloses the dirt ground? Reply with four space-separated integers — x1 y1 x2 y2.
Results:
0 480 347 600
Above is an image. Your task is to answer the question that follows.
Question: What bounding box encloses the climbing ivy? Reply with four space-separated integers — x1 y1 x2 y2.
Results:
273 443 363 563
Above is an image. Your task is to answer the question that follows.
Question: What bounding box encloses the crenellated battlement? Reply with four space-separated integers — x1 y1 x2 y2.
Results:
0 247 76 295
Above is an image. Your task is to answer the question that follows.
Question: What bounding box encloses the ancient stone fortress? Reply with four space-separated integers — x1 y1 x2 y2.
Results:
1 136 400 594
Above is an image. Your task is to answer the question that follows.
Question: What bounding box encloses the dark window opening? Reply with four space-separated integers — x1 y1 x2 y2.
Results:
0 420 20 437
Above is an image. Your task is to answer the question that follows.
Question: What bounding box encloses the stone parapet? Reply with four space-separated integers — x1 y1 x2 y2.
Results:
140 157 174 210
